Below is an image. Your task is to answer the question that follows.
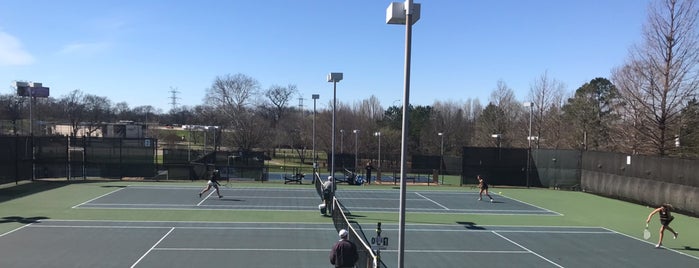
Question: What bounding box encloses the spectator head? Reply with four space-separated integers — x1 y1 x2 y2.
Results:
338 229 348 239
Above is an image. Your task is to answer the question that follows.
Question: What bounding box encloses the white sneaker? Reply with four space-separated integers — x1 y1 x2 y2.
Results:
478 198 482 201
655 243 662 248
673 233 678 239
490 199 493 203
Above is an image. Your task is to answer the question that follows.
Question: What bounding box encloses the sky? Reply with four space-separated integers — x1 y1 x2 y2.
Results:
0 0 652 112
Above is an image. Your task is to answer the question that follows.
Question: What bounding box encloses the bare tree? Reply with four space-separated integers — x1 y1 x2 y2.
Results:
490 80 526 147
264 84 297 127
0 94 26 134
58 90 86 137
529 71 566 148
204 73 261 150
82 94 112 136
613 0 699 156
205 73 260 113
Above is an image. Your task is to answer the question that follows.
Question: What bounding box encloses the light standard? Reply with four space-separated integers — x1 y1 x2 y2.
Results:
340 129 345 154
387 2 421 265
438 132 444 185
312 94 320 174
523 102 533 188
491 134 502 148
374 131 381 176
15 81 50 180
353 129 360 173
327 72 343 194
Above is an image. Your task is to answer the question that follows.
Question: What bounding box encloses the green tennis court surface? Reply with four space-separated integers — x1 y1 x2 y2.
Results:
1 180 698 267
1 220 697 268
75 186 559 215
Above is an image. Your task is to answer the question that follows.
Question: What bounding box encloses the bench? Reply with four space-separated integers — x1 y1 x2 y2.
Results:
284 173 304 184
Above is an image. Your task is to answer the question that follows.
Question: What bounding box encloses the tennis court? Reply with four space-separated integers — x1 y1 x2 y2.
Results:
74 185 558 215
1 181 698 267
1 220 698 268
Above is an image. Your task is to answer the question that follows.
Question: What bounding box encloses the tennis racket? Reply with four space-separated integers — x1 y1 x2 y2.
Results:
220 179 232 189
643 223 651 240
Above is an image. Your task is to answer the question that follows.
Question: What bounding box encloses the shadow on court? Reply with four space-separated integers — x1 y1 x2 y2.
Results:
456 221 486 230
0 216 49 224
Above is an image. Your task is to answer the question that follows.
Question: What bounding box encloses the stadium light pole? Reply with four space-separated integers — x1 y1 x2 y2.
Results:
438 132 444 185
374 131 381 174
312 94 319 175
328 72 343 195
524 101 533 188
353 129 360 173
15 81 50 180
340 129 345 154
387 1 420 266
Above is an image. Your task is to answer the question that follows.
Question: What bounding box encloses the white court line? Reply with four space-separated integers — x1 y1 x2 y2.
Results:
130 227 174 268
601 227 699 261
379 249 529 254
196 191 215 206
415 192 450 210
27 225 332 231
155 248 330 252
72 187 126 208
492 231 564 268
0 222 35 237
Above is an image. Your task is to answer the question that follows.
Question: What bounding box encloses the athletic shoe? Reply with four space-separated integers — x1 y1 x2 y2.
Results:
219 195 223 198
655 243 662 248
198 193 202 198
478 198 482 201
490 199 493 203
674 233 678 239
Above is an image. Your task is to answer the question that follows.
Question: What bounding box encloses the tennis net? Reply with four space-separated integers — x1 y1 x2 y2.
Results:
314 172 324 200
332 197 386 268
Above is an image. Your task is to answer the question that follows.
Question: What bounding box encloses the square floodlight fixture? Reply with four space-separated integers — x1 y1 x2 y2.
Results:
523 102 533 107
491 134 502 138
312 94 320 100
386 2 421 25
327 72 343 82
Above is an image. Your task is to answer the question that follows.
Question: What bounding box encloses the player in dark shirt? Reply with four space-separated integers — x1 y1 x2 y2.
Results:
477 175 494 202
646 203 678 248
199 169 223 199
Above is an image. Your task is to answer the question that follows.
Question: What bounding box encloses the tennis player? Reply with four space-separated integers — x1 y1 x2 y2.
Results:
646 203 679 248
477 175 494 202
199 169 223 199
321 176 334 215
330 229 358 268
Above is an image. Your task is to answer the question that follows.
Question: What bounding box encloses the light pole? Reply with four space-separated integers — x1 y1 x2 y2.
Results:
15 81 50 180
374 131 381 175
438 132 444 185
340 129 345 154
353 129 360 173
312 94 319 175
387 2 420 265
524 102 533 188
327 72 343 195
491 134 502 148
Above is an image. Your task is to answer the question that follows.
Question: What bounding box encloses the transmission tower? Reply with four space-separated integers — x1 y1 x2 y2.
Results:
169 87 181 110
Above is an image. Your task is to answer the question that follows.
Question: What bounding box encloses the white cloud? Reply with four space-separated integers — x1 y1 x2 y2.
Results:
58 41 112 56
0 31 35 66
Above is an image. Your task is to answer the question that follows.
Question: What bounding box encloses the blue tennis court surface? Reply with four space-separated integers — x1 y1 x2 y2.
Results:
1 220 697 268
74 185 559 215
